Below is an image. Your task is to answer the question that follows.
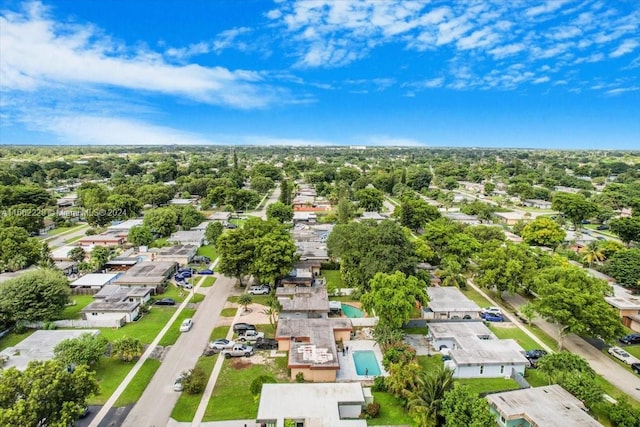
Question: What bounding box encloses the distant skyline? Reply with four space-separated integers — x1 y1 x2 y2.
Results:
1 0 639 149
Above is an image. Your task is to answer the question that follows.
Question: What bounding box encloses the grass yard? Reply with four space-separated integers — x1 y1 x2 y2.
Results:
115 358 161 406
228 294 271 307
461 287 494 308
456 377 519 395
46 224 86 237
328 295 358 302
200 276 216 288
98 306 177 344
88 358 137 405
196 245 217 260
61 295 94 319
368 392 415 426
202 357 289 421
322 269 344 292
622 344 640 359
171 354 218 421
404 326 429 335
489 325 541 350
521 323 558 351
64 235 82 244
417 355 443 371
158 308 197 346
210 325 231 341
0 329 35 351
220 308 237 317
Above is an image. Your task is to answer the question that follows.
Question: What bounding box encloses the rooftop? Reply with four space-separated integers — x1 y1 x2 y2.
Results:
277 287 330 313
93 285 153 301
493 211 527 220
113 261 176 285
360 212 386 220
82 300 140 313
486 385 603 427
208 212 231 221
70 273 120 288
427 287 481 313
107 219 143 231
156 244 198 256
167 230 205 243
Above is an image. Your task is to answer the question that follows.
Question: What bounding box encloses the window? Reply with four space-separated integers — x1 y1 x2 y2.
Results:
500 365 504 374
480 365 484 374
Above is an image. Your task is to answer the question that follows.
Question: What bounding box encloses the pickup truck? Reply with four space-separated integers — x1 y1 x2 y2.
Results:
237 330 265 343
221 344 254 358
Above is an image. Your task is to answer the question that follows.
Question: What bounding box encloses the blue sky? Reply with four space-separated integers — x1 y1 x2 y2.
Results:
1 0 639 149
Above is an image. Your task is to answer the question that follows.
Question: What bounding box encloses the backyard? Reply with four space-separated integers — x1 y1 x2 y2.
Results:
196 245 217 261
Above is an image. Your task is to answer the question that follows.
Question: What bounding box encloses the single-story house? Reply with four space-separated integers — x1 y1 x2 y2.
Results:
54 261 77 276
112 261 177 292
167 230 205 247
523 199 552 209
51 245 92 262
39 218 56 235
191 221 212 231
493 211 529 226
295 241 329 261
256 383 367 427
93 285 153 305
104 256 139 271
107 219 144 233
423 287 481 320
564 231 598 246
70 273 121 290
429 322 528 379
78 233 125 247
293 260 321 277
293 211 317 223
486 385 603 427
359 212 387 221
169 198 198 206
81 300 140 323
277 287 330 315
458 181 485 193
56 195 78 208
155 244 198 265
444 212 481 225
208 212 231 222
605 285 640 333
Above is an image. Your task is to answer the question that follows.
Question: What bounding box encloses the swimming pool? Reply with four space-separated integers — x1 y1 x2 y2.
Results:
341 304 364 318
353 350 381 376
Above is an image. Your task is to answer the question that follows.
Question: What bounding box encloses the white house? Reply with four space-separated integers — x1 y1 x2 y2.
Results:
424 287 482 320
429 322 528 379
167 230 205 246
81 285 152 323
70 273 121 290
256 383 367 427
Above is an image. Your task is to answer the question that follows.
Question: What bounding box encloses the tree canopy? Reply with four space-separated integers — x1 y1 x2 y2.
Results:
521 216 566 247
552 192 598 229
0 226 44 272
54 332 108 367
603 248 640 288
266 201 294 223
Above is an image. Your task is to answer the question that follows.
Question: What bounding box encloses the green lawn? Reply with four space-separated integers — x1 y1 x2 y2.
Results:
461 288 494 308
61 295 94 320
98 306 177 344
196 245 217 260
115 358 161 406
417 355 443 371
200 276 216 288
623 345 640 359
158 308 197 346
220 308 237 317
203 358 289 421
46 224 86 237
488 325 541 350
0 329 35 351
456 377 519 395
404 326 429 335
368 391 415 426
321 270 344 293
209 325 231 341
171 355 218 421
64 235 82 244
88 358 137 405
228 294 271 307
521 323 558 351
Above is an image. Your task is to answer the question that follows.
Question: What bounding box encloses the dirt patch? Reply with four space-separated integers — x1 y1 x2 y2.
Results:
230 358 253 370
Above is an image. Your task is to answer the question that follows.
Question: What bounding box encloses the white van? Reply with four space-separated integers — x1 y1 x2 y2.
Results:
180 318 193 332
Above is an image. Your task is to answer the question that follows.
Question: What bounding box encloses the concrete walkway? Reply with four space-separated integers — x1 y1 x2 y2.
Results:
500 291 640 402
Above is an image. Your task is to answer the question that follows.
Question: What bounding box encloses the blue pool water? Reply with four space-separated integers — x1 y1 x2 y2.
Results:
353 350 381 376
341 304 364 318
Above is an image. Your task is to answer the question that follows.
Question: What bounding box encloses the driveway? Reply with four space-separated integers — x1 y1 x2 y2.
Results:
501 292 640 401
119 273 236 427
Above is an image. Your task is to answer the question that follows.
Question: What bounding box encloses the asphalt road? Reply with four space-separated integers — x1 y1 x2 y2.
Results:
254 185 281 219
120 273 236 427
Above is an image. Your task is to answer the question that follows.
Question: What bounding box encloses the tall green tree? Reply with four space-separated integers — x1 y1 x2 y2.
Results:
205 221 223 245
521 216 566 247
0 226 43 272
608 216 640 246
266 201 294 223
552 192 598 230
216 228 254 286
361 272 427 329
407 366 455 427
249 220 297 285
440 384 494 427
603 248 640 288
279 179 292 205
143 207 178 237
67 246 87 263
355 188 384 212
0 269 69 322
336 198 355 224
0 203 46 234
0 360 99 427
525 266 624 349
395 196 441 232
54 332 108 367
111 337 144 362
91 246 111 269
475 242 537 296
128 225 154 247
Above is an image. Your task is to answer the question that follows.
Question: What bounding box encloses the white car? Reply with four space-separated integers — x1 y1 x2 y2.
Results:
179 318 193 332
248 285 271 295
481 306 502 316
608 346 634 364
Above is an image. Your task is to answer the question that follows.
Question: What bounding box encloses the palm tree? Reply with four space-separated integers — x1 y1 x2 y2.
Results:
407 365 454 427
238 293 253 313
372 324 404 353
262 296 282 331
386 361 424 401
580 241 605 268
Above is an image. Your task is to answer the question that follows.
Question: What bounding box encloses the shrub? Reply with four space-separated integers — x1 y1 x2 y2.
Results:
371 376 387 392
250 375 277 396
43 321 57 330
295 372 305 383
182 366 207 394
85 228 97 236
363 403 380 419
382 343 417 369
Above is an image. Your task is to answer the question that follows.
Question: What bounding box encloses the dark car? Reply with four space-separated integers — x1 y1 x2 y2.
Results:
193 256 211 264
155 298 176 306
525 349 548 359
597 224 609 230
254 337 278 350
632 363 640 375
619 334 640 345
233 323 256 333
482 312 504 322
198 269 214 275
180 271 192 278
224 222 238 229
174 273 184 281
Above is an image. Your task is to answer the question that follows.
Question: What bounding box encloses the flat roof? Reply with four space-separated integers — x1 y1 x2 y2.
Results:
78 233 124 243
494 211 526 220
208 212 231 220
444 212 479 221
113 261 176 285
605 293 640 310
257 383 367 427
486 385 603 427
82 300 139 312
156 245 198 256
70 273 120 288
277 287 330 312
94 285 152 301
51 245 93 260
451 339 528 365
107 219 143 231
167 230 205 242
427 287 481 312
429 321 495 340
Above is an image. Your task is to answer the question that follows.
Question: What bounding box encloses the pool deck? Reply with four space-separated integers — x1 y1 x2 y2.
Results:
336 339 388 382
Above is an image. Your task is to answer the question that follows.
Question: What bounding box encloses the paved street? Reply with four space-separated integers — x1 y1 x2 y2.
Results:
43 223 90 249
253 185 280 219
501 292 640 401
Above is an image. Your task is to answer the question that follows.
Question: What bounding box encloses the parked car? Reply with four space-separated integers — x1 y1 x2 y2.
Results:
482 312 505 322
254 337 278 350
221 344 254 358
178 282 193 289
525 349 548 367
608 346 633 364
198 269 214 275
155 298 176 306
209 339 236 351
174 274 184 281
233 323 256 333
180 318 193 332
619 334 640 345
224 222 238 229
238 330 265 343
480 306 502 316
248 285 271 295
173 377 183 392
597 224 609 230
193 255 211 264
180 271 192 278
178 267 196 274
632 363 640 375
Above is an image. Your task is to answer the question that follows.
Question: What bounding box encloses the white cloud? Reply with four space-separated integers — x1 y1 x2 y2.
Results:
525 0 570 17
421 77 445 88
0 3 279 109
610 39 639 58
532 76 550 84
605 86 639 95
488 43 526 59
